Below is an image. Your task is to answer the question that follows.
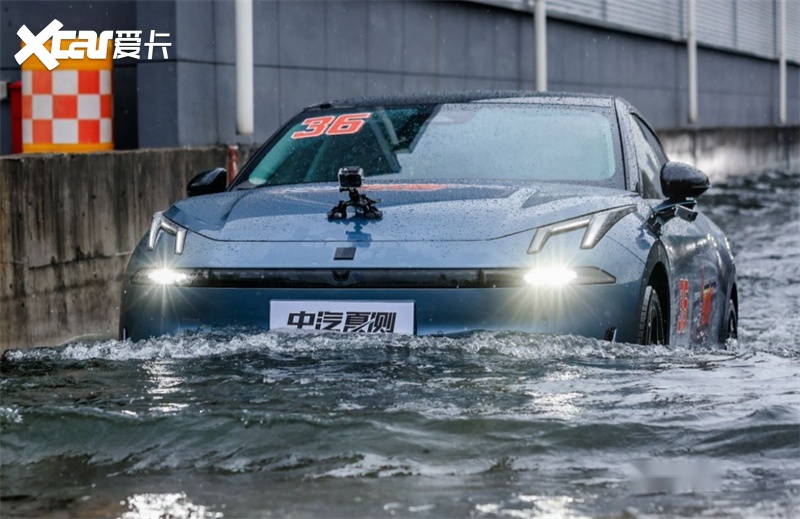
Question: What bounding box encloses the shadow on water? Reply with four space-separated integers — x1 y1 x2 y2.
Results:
1 170 799 518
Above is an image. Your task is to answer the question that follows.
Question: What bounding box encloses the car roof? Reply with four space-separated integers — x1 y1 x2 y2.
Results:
310 90 617 110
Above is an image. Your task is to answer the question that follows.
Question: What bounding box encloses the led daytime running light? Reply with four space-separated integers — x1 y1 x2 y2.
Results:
523 266 615 286
147 212 187 255
145 268 190 285
528 205 635 254
523 267 577 286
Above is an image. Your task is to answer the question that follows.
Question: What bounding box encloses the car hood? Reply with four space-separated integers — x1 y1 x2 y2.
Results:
165 181 638 242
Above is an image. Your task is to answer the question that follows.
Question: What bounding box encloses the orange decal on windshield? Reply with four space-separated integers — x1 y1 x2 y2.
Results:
290 116 334 139
291 113 372 139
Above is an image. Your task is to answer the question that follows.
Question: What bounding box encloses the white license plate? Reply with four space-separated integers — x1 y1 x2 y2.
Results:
269 300 415 334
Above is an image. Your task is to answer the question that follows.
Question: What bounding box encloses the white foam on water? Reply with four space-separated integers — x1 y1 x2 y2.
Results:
121 492 221 519
0 406 23 424
2 328 754 365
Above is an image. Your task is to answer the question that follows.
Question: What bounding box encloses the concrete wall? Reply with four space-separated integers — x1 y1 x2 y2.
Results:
0 148 229 353
661 126 800 181
2 0 799 153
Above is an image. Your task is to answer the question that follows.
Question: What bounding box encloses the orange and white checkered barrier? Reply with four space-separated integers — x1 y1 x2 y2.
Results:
21 39 113 153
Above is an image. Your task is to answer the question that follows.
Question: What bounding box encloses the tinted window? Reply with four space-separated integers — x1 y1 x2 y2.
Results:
235 104 623 189
629 115 665 198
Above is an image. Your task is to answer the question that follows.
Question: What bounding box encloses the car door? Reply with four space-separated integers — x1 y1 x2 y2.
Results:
629 113 724 346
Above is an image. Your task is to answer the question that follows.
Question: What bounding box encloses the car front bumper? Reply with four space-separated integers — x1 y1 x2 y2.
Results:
121 281 642 343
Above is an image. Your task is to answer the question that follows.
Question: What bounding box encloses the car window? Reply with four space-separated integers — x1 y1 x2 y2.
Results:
235 103 624 189
629 115 665 199
635 115 668 163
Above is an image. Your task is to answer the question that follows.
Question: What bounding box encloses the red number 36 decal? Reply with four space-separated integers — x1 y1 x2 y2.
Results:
291 113 372 139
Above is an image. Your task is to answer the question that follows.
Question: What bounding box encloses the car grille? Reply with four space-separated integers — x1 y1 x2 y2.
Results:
131 268 532 289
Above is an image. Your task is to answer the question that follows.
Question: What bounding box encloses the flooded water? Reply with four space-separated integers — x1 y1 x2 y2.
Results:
2 170 798 518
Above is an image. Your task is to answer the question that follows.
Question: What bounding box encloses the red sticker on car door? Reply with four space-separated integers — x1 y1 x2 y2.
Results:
677 278 689 334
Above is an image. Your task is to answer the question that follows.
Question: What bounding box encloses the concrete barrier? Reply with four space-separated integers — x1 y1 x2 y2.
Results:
1 126 797 352
0 147 236 353
661 126 800 181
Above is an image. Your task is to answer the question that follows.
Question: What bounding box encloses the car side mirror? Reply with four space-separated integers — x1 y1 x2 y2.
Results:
660 161 710 201
187 167 228 197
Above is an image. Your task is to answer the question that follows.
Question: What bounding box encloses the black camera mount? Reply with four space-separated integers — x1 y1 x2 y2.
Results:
327 166 383 220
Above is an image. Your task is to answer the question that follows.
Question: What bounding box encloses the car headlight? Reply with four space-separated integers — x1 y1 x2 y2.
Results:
132 268 191 285
523 266 616 286
527 205 636 254
147 212 187 255
524 267 576 285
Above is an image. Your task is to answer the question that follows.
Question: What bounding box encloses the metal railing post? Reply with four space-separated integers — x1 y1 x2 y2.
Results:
535 0 547 92
687 0 698 124
778 0 787 125
235 0 254 135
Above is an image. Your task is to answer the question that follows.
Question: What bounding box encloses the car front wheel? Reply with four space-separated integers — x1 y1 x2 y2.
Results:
723 298 738 343
638 285 666 345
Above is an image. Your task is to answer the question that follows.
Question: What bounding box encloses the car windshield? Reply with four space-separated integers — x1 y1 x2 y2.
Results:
235 103 623 189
